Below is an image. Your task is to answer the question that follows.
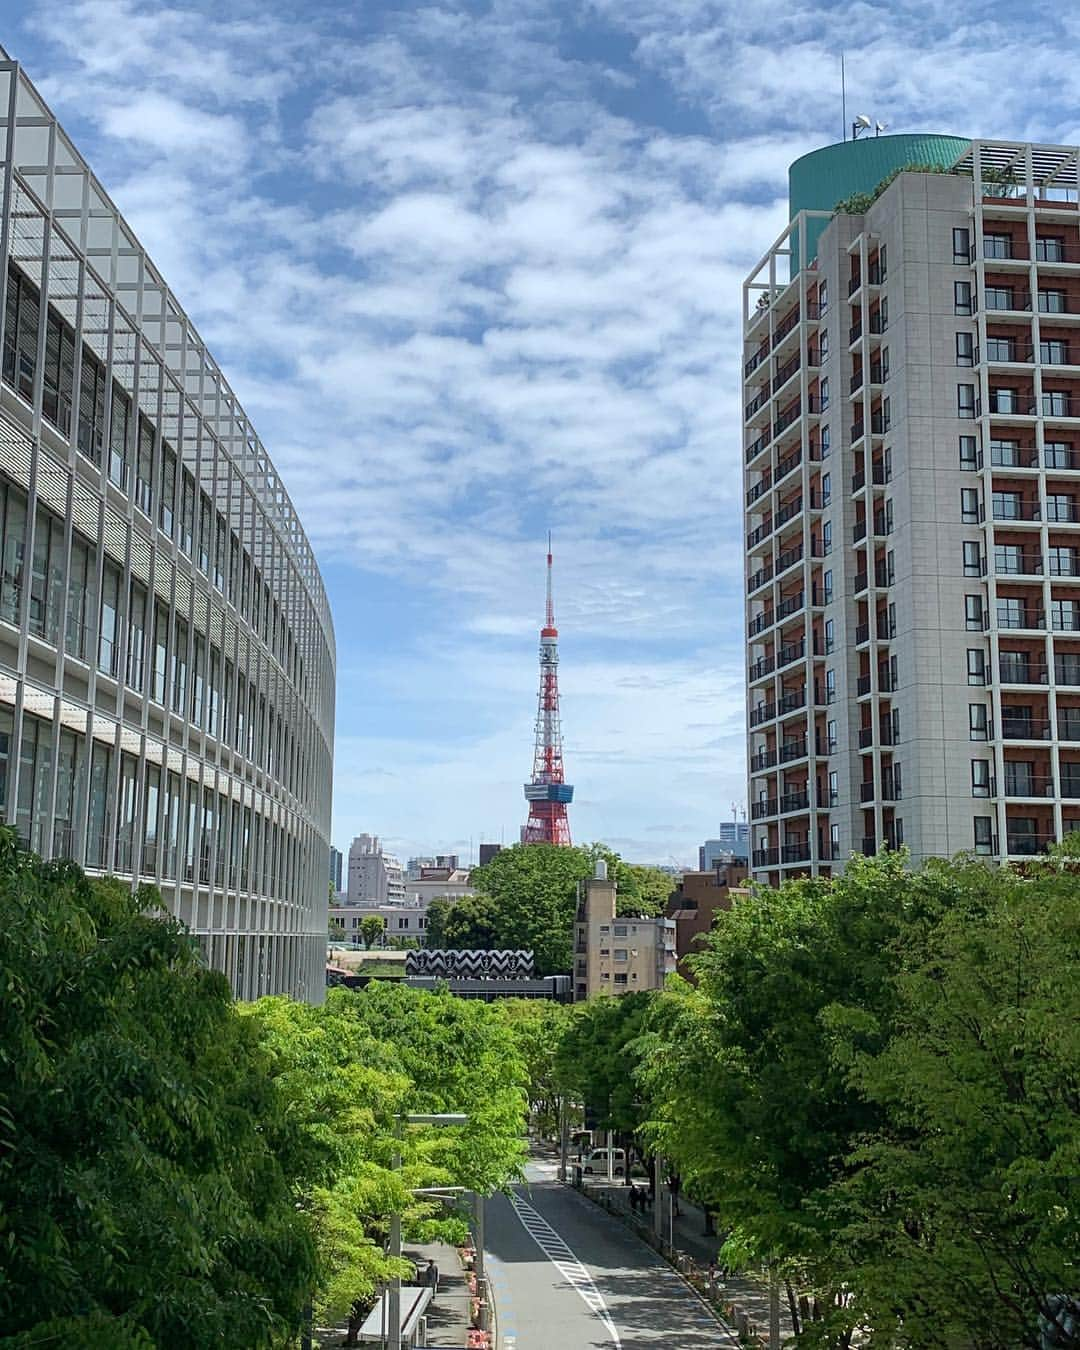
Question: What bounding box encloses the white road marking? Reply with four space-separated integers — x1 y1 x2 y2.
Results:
508 1190 622 1347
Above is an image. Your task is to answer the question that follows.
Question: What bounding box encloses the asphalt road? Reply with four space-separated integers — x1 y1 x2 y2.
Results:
483 1157 737 1350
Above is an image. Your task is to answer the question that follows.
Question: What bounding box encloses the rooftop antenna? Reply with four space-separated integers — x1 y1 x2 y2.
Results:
731 800 738 822
852 113 873 141
841 52 847 141
875 121 888 136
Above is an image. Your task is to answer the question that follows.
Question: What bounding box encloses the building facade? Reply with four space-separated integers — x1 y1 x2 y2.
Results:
699 822 749 868
347 833 405 904
330 845 343 894
0 53 335 999
744 135 1080 883
666 864 748 978
573 861 676 1001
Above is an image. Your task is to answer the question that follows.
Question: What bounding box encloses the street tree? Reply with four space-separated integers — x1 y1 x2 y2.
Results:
817 849 1080 1349
360 914 385 949
495 999 575 1135
0 831 315 1348
423 895 454 948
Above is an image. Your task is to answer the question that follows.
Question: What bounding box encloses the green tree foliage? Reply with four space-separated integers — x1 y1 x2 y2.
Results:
0 831 315 1348
465 842 665 974
818 851 1080 1349
557 991 655 1141
423 896 454 948
360 914 385 949
249 984 527 1334
495 999 574 1134
834 162 949 214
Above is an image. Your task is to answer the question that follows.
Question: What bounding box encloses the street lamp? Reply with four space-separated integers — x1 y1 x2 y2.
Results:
389 1113 469 1350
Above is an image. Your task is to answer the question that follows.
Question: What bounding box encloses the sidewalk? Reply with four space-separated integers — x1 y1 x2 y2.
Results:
313 1237 473 1348
578 1175 794 1343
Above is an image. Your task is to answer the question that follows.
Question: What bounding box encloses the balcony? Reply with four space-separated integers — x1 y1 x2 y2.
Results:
753 846 779 868
776 590 806 621
749 656 775 681
744 346 769 379
779 687 808 714
779 736 808 763
1001 716 1052 739
777 639 806 668
745 388 771 421
775 496 803 529
999 660 1048 684
773 354 801 393
772 306 801 346
861 836 877 856
747 564 773 595
748 609 774 637
1005 832 1056 856
997 606 1046 630
779 790 810 814
746 476 771 506
1002 775 1056 798
745 431 769 464
751 748 777 771
775 446 802 482
775 542 804 576
851 463 889 492
994 550 1043 576
992 498 1041 521
990 441 1039 468
780 842 812 863
1056 662 1080 686
850 411 887 441
747 518 773 549
750 701 777 728
859 781 876 802
751 798 778 820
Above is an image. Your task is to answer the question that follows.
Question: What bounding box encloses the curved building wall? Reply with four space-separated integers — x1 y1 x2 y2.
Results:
0 55 335 1002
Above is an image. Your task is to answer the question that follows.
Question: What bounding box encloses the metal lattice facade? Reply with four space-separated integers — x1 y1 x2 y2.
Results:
0 52 335 1001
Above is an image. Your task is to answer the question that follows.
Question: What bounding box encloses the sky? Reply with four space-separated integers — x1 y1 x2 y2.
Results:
8 0 1080 867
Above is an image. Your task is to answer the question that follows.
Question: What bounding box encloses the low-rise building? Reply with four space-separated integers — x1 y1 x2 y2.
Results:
666 863 749 979
573 860 676 1001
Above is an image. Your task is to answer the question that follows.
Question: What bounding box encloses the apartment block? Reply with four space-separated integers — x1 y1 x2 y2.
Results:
744 136 1080 882
573 860 676 1001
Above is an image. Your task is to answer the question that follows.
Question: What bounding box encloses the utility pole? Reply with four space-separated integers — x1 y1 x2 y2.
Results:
653 1154 665 1242
769 1272 781 1349
558 1097 569 1183
473 1191 487 1334
389 1117 403 1350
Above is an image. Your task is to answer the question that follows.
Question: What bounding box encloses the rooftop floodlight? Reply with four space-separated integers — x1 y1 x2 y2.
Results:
852 113 873 139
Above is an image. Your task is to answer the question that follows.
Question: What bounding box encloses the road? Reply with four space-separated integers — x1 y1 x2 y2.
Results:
484 1157 736 1350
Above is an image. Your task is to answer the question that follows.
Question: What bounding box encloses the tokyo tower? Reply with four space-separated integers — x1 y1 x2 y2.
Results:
521 536 574 845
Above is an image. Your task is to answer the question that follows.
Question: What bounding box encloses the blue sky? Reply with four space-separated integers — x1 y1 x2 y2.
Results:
8 0 1080 865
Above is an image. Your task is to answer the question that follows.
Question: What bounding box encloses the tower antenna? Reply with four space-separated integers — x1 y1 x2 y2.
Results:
841 51 847 141
521 537 574 846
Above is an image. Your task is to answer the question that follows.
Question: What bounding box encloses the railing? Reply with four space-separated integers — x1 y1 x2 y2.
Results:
1005 833 1056 856
773 355 800 392
749 656 775 681
1052 612 1080 631
857 675 872 696
746 476 771 506
1003 776 1056 797
748 610 774 637
851 411 887 440
998 606 1046 630
861 836 877 856
747 564 773 594
772 306 801 345
775 447 801 481
1002 717 1052 739
993 499 1041 521
751 798 777 820
1056 662 1080 685
780 842 811 863
780 737 808 763
745 431 769 463
747 519 772 548
750 702 777 728
753 847 779 867
1058 718 1080 740
779 791 810 814
751 748 776 771
990 442 1039 468
995 551 1043 575
999 661 1048 683
744 346 769 378
777 591 805 620
779 687 807 714
859 781 875 802
745 388 771 420
776 543 804 574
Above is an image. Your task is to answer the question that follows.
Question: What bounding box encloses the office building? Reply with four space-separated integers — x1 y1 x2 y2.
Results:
478 842 502 866
573 859 676 1001
347 833 405 904
0 51 335 1000
329 846 343 894
699 822 748 869
744 134 1080 883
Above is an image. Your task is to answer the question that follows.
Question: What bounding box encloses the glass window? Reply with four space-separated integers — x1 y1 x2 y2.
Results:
957 383 976 418
1043 391 1071 417
1040 339 1068 366
1049 546 1079 577
823 569 833 604
826 668 836 703
98 560 121 677
958 435 978 470
983 233 1012 259
997 597 1027 629
973 816 994 853
818 279 828 313
963 541 983 576
820 376 829 410
967 648 986 684
827 720 837 753
971 759 992 797
965 594 985 631
828 771 838 807
956 332 975 366
1039 289 1066 314
969 703 989 740
108 387 130 490
127 580 147 692
1035 237 1065 262
0 480 27 626
991 438 1022 467
952 227 970 263
961 489 981 523
1052 598 1080 632
824 618 835 654
136 416 154 517
985 336 1015 362
159 446 176 538
992 491 1023 520
991 387 1020 413
821 472 831 504
820 424 831 457
954 280 973 315
984 286 1014 311
995 544 1023 575
1044 441 1075 469
822 520 832 554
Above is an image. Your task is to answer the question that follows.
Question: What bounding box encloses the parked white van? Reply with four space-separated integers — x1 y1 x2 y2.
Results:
582 1147 627 1176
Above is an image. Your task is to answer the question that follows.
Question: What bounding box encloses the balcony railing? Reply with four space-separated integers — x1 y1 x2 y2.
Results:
745 388 771 420
748 610 774 637
779 736 808 763
776 590 805 621
1003 718 1052 740
750 701 777 728
775 447 802 481
1003 776 1056 798
749 656 775 681
850 411 887 441
779 791 810 814
753 847 779 868
746 476 771 506
991 442 1039 468
773 355 801 392
995 551 1043 575
997 607 1046 629
1005 833 1056 856
992 499 1041 521
745 431 769 463
752 798 778 820
999 661 1048 683
1057 662 1080 685
751 748 777 771
744 346 769 378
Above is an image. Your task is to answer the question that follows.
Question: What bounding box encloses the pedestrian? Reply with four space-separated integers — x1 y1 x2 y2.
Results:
707 1261 719 1295
423 1258 440 1292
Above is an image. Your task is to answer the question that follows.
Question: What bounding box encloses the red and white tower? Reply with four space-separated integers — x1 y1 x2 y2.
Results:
521 537 573 845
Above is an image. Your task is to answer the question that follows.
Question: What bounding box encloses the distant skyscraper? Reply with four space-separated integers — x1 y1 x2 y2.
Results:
347 834 405 905
329 847 343 893
700 822 749 869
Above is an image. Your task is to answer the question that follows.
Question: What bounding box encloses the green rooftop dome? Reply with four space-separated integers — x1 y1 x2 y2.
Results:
789 132 970 262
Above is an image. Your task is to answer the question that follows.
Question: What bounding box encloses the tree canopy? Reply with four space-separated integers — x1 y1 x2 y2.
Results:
632 848 1080 1346
0 830 315 1349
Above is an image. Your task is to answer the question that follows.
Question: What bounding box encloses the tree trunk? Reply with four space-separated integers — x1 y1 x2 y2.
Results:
785 1280 802 1337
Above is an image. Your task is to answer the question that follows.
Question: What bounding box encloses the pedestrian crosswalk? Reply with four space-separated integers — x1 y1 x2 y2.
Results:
508 1190 621 1348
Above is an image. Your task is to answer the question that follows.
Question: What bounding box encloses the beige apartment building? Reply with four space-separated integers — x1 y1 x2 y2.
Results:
573 860 676 1001
744 136 1080 884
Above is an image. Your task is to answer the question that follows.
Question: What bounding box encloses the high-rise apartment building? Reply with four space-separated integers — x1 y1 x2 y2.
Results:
330 846 343 894
0 51 335 999
744 135 1080 882
573 860 676 1001
347 833 405 905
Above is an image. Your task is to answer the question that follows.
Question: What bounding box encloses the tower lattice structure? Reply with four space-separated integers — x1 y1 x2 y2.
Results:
521 540 574 845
